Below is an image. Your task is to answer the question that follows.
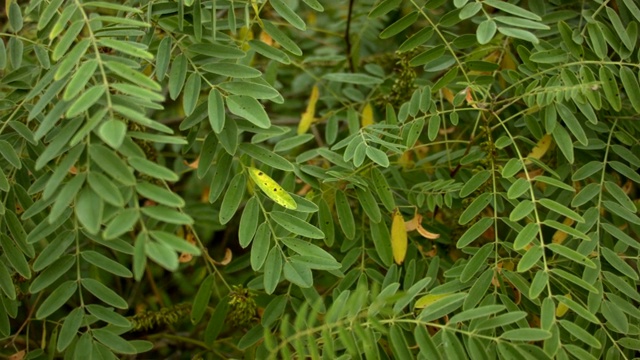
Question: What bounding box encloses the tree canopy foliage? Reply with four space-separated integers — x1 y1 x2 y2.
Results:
1 0 640 358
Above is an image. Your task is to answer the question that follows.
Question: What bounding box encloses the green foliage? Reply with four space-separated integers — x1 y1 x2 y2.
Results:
1 0 640 358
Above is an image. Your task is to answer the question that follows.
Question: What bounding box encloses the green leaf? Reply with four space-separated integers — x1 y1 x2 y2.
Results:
105 60 161 91
239 197 260 248
0 234 31 279
477 20 497 45
240 144 293 171
251 222 271 271
0 262 16 300
501 328 551 341
29 255 75 293
271 211 324 239
271 0 306 30
460 243 493 283
558 320 602 348
369 0 401 18
146 240 179 271
82 251 132 278
99 119 127 149
63 60 98 101
355 186 382 223
262 295 287 328
75 187 103 235
283 261 313 287
264 246 283 294
459 192 491 225
128 156 179 182
66 85 105 118
183 72 201 116
322 72 383 85
202 62 262 78
484 0 541 20
191 274 214 324
87 172 124 207
8 2 23 32
497 26 539 44
248 39 291 64
457 217 493 248
601 223 640 250
262 20 302 56
98 38 153 60
517 245 542 272
601 300 628 333
379 11 418 39
219 81 281 99
547 243 596 268
609 161 640 184
365 147 389 167
538 198 584 223
552 268 598 293
50 173 86 223
86 304 131 327
335 190 356 239
92 329 137 355
219 172 247 225
103 209 140 239
552 125 574 163
622 0 640 23
156 37 172 81
226 95 271 129
399 27 434 52
82 278 128 309
599 66 622 111
89 144 136 186
141 206 194 225
36 281 78 319
389 325 414 360
57 307 84 351
460 170 491 197
601 247 638 280
149 231 201 255
510 200 535 222
52 21 84 61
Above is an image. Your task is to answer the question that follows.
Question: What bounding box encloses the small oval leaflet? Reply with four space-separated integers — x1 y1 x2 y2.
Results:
247 167 297 210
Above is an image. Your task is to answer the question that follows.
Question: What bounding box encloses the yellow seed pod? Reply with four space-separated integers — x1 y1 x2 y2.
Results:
247 167 297 210
391 209 408 265
525 134 553 165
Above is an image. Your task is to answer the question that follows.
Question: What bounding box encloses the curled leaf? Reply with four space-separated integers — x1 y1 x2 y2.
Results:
405 213 440 240
391 209 408 265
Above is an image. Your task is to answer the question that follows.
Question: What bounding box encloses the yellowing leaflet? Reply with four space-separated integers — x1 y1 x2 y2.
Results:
248 167 297 210
297 85 319 135
391 209 407 265
525 134 552 165
361 102 374 127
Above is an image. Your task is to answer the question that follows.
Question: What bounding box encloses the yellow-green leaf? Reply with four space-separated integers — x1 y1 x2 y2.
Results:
248 167 297 210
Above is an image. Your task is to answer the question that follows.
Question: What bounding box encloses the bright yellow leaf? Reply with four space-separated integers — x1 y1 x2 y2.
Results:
391 209 408 265
525 134 552 165
247 167 297 209
297 85 320 135
361 102 374 127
